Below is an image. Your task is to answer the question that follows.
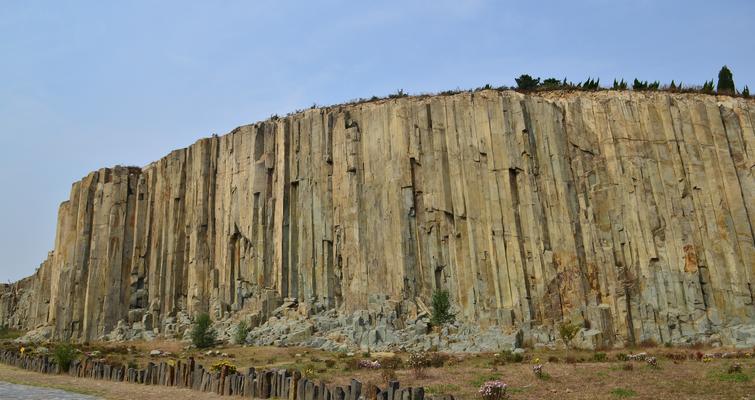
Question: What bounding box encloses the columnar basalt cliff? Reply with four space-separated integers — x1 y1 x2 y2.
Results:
1 90 753 348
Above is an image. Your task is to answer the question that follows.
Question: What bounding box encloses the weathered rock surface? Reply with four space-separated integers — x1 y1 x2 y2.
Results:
1 90 753 348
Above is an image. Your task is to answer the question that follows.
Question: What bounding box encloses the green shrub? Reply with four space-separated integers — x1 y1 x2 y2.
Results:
515 74 540 90
408 352 431 377
430 289 454 326
380 355 404 370
610 388 637 397
717 66 736 95
702 80 715 94
540 78 562 89
558 322 580 352
613 79 628 90
742 85 750 98
389 89 408 99
0 326 23 340
491 350 523 365
53 343 77 372
234 321 249 345
582 77 600 90
593 352 607 362
191 313 216 348
632 79 648 91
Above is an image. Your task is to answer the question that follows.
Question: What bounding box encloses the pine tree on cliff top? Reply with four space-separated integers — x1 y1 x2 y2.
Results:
717 65 736 95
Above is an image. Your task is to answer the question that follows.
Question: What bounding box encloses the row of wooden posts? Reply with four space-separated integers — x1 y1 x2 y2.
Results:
0 350 451 400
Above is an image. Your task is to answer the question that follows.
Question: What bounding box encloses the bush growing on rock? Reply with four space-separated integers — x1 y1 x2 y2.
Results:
191 313 216 348
234 321 249 345
53 343 77 372
558 321 580 356
430 289 454 326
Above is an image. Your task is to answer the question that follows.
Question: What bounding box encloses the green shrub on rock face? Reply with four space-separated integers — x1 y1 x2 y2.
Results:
191 313 216 348
430 289 454 326
53 343 77 372
234 321 249 345
742 85 750 98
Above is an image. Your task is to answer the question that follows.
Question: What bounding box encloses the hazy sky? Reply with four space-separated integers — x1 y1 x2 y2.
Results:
1 0 753 281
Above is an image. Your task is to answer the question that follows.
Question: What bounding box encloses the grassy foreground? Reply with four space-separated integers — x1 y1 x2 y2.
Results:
8 339 751 400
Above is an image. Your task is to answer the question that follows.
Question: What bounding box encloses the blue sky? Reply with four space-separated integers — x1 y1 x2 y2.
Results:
1 0 753 281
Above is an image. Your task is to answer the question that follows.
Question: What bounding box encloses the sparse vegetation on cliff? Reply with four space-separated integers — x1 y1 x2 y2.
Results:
507 66 750 98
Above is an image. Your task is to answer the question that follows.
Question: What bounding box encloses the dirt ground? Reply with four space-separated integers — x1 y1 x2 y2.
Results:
3 341 754 400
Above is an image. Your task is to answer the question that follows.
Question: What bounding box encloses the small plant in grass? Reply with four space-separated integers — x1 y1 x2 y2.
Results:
428 351 449 367
532 364 548 380
358 359 382 369
191 313 216 348
622 362 634 371
408 351 431 378
610 388 637 397
53 343 77 373
324 359 336 368
710 369 751 383
547 355 559 363
478 380 509 400
727 362 742 374
491 351 523 366
380 355 403 369
430 289 454 326
380 368 397 383
593 352 607 362
559 321 580 358
233 321 249 344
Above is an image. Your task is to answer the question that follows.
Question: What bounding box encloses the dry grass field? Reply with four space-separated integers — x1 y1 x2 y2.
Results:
26 340 750 400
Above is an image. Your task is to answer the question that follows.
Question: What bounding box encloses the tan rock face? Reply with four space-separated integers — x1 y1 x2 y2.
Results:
1 90 753 346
